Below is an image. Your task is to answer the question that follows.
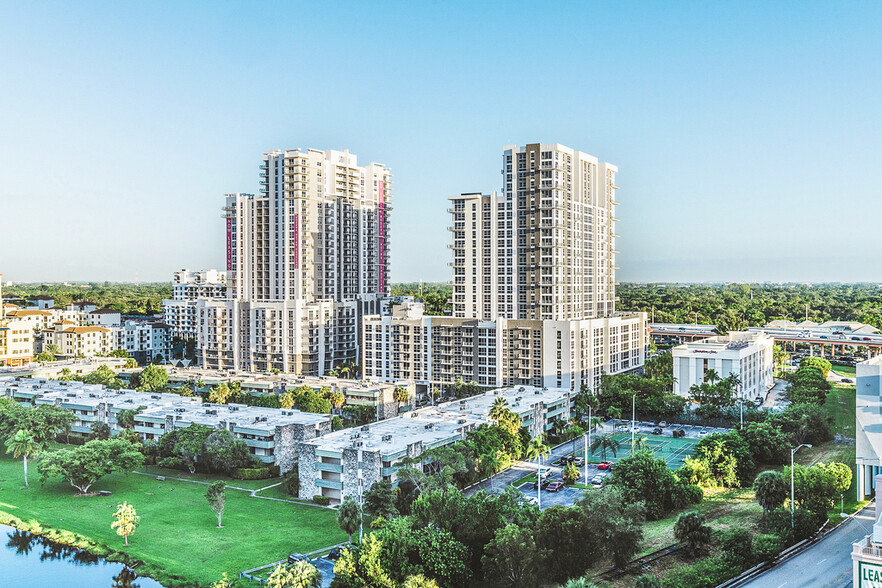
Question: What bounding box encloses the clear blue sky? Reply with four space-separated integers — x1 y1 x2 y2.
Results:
2 1 881 284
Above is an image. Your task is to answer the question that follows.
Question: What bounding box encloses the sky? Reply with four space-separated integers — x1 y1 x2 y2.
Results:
2 1 881 284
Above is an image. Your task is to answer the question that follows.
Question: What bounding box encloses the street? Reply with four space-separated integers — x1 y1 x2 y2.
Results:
740 503 875 588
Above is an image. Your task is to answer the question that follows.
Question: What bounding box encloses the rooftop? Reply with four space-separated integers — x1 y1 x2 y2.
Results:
435 385 572 421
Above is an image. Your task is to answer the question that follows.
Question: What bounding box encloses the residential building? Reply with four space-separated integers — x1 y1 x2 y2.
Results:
297 384 574 503
43 323 113 357
199 147 391 375
0 275 35 367
671 331 774 400
27 295 55 310
364 144 646 393
162 269 229 340
298 406 484 504
856 356 882 500
0 357 128 379
113 320 173 364
86 308 122 328
135 402 330 472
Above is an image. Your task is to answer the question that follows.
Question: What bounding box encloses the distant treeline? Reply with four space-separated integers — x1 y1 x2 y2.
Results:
4 283 171 316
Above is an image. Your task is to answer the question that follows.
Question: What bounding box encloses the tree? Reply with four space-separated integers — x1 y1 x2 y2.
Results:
89 421 111 441
489 397 510 423
800 356 832 377
111 502 140 546
332 533 396 588
482 524 545 588
578 486 645 568
208 383 232 404
533 505 592 582
562 462 580 485
674 511 712 558
364 479 398 519
115 408 141 430
329 391 345 411
605 450 699 520
480 451 504 490
38 438 145 494
267 560 322 588
5 429 39 488
135 364 168 392
403 575 440 588
753 470 788 516
202 429 256 474
633 576 661 588
590 433 620 462
205 481 226 528
393 386 411 411
164 424 213 474
35 351 56 363
337 497 361 543
409 526 472 588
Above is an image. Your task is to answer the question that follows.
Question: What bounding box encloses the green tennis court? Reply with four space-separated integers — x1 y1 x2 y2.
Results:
574 432 699 469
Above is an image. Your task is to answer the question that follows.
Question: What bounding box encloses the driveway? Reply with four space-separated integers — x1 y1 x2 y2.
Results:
740 503 875 588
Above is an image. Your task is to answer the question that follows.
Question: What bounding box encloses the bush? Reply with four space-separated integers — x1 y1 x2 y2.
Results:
157 456 187 470
682 484 704 505
662 558 739 588
230 467 272 480
635 575 662 588
313 495 331 506
283 466 300 497
269 465 281 478
721 527 754 568
752 533 783 562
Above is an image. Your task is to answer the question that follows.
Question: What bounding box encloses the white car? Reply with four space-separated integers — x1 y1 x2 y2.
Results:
698 430 709 438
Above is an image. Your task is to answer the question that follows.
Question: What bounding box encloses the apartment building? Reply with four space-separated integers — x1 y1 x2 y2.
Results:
43 323 113 357
451 144 619 322
162 269 229 340
0 275 35 367
364 144 646 393
197 148 391 375
0 377 201 435
113 320 173 364
671 331 774 399
298 407 484 504
135 402 330 473
364 299 645 393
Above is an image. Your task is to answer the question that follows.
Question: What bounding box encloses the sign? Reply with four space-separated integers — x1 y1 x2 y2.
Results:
859 561 882 587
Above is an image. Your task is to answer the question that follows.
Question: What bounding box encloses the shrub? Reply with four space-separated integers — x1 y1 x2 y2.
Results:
283 466 300 497
662 558 739 588
752 533 783 562
268 465 281 478
230 467 272 480
313 495 331 506
157 456 187 470
634 575 662 588
721 527 754 568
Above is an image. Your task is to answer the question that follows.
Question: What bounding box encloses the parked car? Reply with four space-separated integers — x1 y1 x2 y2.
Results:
572 457 585 467
533 478 552 490
597 461 613 470
698 430 709 438
842 378 854 383
288 553 309 564
651 427 663 435
546 481 565 492
525 496 539 506
327 548 343 561
591 474 605 485
659 421 667 427
558 455 573 465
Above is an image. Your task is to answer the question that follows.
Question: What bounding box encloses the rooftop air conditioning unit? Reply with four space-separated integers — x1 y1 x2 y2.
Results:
382 434 392 442
518 387 525 392
361 425 370 432
354 440 364 447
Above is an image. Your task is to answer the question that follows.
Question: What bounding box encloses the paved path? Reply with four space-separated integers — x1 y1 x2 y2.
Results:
741 503 875 588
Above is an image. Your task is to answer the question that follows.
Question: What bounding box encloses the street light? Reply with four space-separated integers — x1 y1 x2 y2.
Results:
791 443 812 528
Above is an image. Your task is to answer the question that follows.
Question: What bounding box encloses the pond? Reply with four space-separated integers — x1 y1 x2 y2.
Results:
0 522 166 587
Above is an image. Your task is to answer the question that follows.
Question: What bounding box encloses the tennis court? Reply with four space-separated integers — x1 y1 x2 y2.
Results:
576 432 699 469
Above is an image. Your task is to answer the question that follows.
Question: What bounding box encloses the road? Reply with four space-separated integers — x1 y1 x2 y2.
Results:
740 503 875 588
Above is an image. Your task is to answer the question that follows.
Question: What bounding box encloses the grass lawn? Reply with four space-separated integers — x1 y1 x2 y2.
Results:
831 365 857 378
0 453 345 587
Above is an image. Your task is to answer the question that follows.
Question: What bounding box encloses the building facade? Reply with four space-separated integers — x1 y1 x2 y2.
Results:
194 148 391 375
671 331 774 400
162 269 229 340
364 143 645 393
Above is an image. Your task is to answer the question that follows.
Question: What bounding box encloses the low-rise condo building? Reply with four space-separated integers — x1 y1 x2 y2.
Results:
671 331 774 400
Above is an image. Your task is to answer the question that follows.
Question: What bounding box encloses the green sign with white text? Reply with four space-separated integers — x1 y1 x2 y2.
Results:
860 561 882 587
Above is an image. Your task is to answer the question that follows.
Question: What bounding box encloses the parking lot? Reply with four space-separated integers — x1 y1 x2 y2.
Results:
509 421 725 508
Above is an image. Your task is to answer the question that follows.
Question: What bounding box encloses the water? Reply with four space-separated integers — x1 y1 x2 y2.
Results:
0 523 166 587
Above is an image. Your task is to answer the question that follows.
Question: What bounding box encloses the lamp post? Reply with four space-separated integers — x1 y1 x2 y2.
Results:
791 443 812 528
584 404 591 486
631 394 636 451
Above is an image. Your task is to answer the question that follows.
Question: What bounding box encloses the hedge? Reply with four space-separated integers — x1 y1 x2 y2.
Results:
313 495 331 506
230 467 272 480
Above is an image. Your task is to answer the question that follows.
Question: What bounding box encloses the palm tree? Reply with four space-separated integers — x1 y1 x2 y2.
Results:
480 450 503 492
632 436 651 453
5 430 40 488
703 368 720 386
393 386 410 412
607 406 622 430
753 470 788 517
336 497 361 543
674 511 712 558
489 397 509 422
526 434 551 509
589 433 621 462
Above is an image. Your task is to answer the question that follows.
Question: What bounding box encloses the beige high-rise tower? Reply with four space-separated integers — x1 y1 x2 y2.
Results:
450 143 618 321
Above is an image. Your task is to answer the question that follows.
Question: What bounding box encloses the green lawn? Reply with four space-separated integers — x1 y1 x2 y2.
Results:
0 453 345 587
831 365 857 378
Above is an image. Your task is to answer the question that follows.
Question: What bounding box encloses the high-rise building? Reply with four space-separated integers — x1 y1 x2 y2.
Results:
200 148 392 375
451 144 618 321
364 143 645 393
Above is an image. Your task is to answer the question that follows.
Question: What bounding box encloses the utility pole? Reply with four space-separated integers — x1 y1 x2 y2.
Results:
584 405 592 486
631 394 636 451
